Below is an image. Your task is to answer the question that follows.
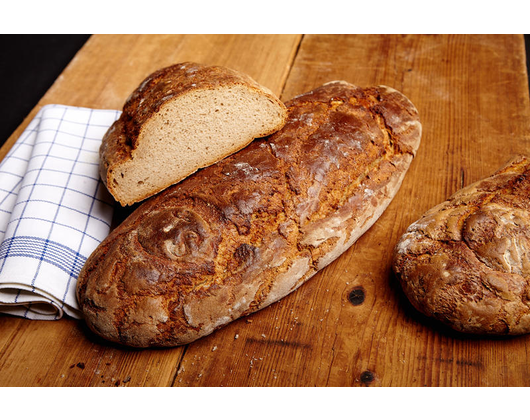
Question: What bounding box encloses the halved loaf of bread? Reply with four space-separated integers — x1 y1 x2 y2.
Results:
100 62 288 206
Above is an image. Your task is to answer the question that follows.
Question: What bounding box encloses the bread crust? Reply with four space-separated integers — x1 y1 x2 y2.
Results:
77 81 421 347
393 155 530 335
100 62 287 206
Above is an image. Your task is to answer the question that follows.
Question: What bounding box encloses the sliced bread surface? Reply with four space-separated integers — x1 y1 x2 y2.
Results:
100 62 287 206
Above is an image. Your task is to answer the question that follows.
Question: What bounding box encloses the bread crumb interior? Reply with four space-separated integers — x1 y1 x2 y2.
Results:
113 85 284 204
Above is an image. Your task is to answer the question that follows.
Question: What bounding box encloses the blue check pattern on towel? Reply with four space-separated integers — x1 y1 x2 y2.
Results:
0 104 120 320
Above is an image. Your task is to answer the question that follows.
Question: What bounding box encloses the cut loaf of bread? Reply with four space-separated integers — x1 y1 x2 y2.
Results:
77 81 422 347
100 62 288 206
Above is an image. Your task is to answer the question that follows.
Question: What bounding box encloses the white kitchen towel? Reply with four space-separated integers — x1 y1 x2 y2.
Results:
0 104 120 320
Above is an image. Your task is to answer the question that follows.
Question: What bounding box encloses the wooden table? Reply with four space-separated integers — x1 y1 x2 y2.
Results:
1 34 529 387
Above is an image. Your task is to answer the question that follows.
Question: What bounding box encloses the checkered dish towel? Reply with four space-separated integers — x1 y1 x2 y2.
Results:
0 104 120 320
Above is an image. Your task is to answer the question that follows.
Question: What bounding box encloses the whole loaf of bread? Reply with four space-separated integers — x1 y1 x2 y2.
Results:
77 81 422 347
393 155 530 335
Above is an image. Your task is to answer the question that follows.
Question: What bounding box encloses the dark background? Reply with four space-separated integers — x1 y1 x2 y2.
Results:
1 34 530 149
0 35 91 147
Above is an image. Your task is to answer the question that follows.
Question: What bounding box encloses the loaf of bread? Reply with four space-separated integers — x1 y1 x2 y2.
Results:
100 62 287 206
77 81 422 347
393 155 530 335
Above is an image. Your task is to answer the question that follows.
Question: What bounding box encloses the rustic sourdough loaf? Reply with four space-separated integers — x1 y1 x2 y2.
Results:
393 155 530 335
100 62 287 206
77 81 422 347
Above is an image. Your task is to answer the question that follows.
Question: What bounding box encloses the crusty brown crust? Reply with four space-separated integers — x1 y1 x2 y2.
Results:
100 62 287 205
393 155 530 335
77 81 422 347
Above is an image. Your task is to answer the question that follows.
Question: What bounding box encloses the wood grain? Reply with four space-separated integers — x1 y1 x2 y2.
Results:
1 34 530 386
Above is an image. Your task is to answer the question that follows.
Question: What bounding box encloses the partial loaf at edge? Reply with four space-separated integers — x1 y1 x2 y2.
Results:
100 62 288 206
393 155 530 335
77 81 422 347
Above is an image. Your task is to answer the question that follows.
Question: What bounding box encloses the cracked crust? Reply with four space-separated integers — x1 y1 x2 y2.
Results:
393 155 530 335
77 81 422 347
